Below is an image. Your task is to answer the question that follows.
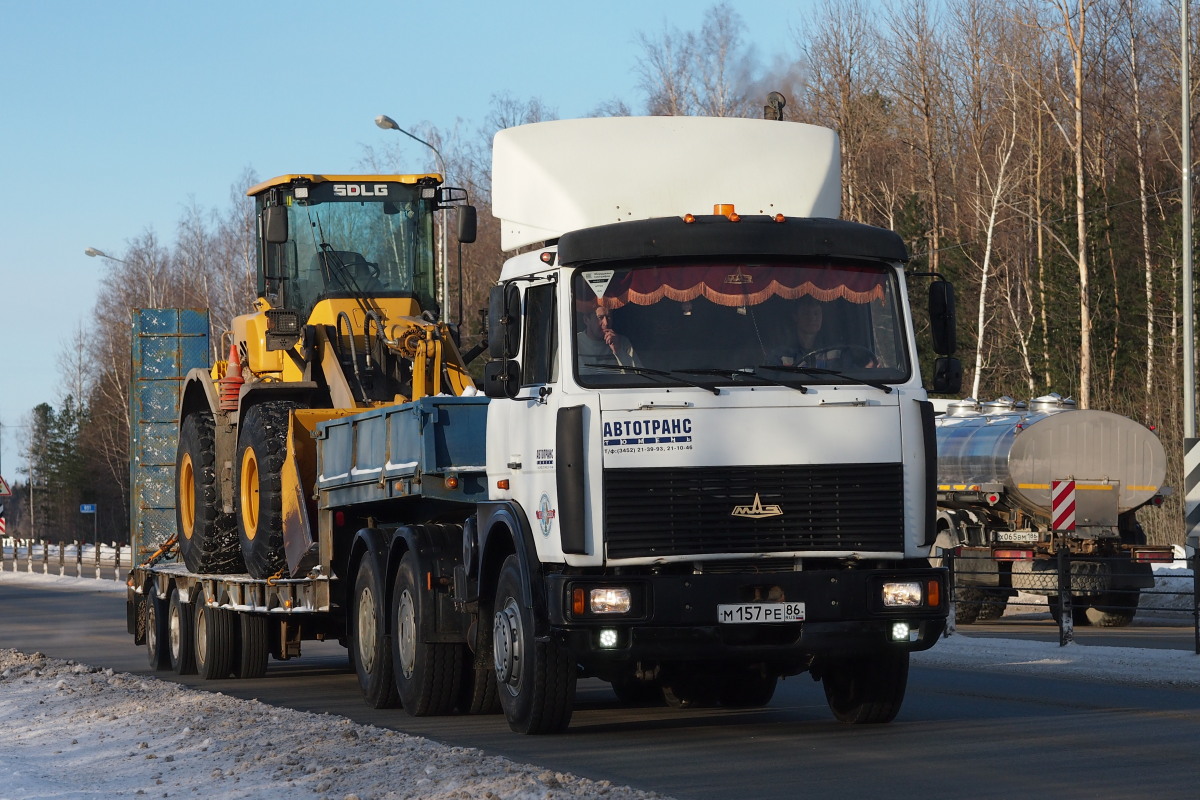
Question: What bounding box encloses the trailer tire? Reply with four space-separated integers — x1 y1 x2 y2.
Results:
238 615 269 678
194 602 237 679
177 411 244 574
236 402 298 579
351 552 399 708
821 650 909 724
167 588 196 675
954 586 984 625
145 592 171 671
976 593 1009 621
493 555 575 734
1084 591 1139 627
392 552 462 715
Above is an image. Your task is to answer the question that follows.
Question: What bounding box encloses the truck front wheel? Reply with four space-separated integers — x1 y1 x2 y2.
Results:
493 555 575 734
177 412 243 574
821 650 909 724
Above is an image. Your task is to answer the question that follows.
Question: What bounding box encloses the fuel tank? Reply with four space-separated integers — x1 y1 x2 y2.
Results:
934 395 1165 519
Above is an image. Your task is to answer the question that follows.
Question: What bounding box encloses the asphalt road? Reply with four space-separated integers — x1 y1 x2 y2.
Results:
3 582 1200 799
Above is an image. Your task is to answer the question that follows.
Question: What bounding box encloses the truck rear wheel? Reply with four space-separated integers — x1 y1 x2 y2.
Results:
821 650 909 724
1084 590 1139 627
194 602 237 679
236 402 297 579
177 411 243 574
493 555 575 734
145 592 171 671
458 648 501 714
392 551 462 715
238 615 269 678
167 588 196 675
351 552 399 708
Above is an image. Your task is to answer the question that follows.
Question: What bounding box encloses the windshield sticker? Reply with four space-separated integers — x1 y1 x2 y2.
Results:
581 269 615 299
536 493 557 537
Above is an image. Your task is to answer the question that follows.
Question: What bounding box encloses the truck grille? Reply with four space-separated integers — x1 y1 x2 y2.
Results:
604 464 905 559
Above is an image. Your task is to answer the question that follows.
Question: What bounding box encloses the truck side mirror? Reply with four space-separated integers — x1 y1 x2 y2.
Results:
457 205 477 244
482 359 522 399
928 281 957 355
488 283 522 359
263 205 288 244
931 356 963 395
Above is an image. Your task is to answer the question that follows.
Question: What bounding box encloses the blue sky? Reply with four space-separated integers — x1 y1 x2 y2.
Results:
0 0 809 479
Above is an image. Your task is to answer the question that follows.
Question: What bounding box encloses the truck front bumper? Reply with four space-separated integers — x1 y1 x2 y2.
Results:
545 566 948 671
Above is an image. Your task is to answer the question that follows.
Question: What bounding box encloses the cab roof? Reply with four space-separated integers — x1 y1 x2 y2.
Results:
246 173 442 197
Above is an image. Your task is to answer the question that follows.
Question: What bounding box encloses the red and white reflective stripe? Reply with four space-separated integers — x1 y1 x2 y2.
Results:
0 515 5 535
1051 480 1076 531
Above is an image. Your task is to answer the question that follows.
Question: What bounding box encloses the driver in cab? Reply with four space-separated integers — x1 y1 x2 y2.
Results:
772 295 877 369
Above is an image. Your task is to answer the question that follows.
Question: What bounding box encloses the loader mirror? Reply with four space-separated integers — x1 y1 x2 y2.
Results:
487 283 522 359
482 359 522 399
931 356 963 395
928 280 957 355
457 205 477 244
263 205 288 244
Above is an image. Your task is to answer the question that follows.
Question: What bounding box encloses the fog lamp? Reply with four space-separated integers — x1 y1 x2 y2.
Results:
891 621 913 641
882 581 922 607
598 628 619 648
590 588 631 614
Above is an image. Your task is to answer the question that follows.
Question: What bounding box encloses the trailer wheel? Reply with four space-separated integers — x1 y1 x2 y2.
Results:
392 551 462 715
1084 591 1139 627
167 588 196 675
237 615 269 678
493 555 575 734
177 411 244 574
236 402 298 579
351 552 399 708
976 593 1009 621
821 650 909 724
954 586 984 625
145 592 171 671
194 601 237 680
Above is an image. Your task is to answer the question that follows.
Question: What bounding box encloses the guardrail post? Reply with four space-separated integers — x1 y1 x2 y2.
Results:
1057 546 1074 646
114 543 121 581
41 540 48 574
75 540 82 577
58 543 65 575
94 542 101 580
1192 544 1199 655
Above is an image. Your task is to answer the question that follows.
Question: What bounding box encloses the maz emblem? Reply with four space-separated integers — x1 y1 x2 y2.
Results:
730 492 783 519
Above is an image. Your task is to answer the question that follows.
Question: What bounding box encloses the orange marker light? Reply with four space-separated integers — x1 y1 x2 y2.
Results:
714 203 735 217
497 479 510 490
683 213 696 223
572 588 586 615
927 579 940 607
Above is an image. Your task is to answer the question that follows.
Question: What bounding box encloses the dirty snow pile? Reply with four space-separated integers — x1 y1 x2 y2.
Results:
0 649 668 800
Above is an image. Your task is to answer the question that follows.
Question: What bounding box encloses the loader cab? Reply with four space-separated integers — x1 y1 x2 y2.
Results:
249 174 442 319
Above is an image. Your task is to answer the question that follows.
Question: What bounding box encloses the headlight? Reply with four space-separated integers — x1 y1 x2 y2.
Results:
882 581 922 607
590 588 632 614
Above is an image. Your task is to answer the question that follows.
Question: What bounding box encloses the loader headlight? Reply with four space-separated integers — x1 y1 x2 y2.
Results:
882 581 922 607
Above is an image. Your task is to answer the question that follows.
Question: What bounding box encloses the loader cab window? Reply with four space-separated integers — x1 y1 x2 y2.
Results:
571 261 910 388
259 181 438 315
522 281 558 385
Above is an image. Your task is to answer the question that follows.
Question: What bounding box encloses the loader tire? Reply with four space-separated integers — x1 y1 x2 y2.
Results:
177 411 244 574
236 402 298 579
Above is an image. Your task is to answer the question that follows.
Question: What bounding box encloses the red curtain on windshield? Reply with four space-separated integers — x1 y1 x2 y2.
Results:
592 265 887 309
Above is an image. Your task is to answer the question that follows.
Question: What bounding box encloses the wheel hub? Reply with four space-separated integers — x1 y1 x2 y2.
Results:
357 585 378 672
493 599 523 689
397 589 416 679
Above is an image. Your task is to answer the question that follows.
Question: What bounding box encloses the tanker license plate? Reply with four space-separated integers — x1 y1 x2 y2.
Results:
717 603 805 624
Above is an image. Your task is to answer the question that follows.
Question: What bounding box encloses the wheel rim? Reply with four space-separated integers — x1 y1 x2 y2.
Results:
357 585 378 673
179 453 196 539
168 602 182 661
146 604 158 654
195 607 208 669
493 598 523 693
397 589 417 679
239 446 260 540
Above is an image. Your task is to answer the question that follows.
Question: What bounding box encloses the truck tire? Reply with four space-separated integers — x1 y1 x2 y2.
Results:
719 668 778 708
954 586 984 625
821 650 909 724
1084 590 1139 627
145 592 171 671
493 555 576 734
976 593 1009 621
195 602 237 680
177 412 244 574
392 551 462 715
236 402 297 579
351 552 399 708
458 651 502 715
167 588 196 675
237 615 269 678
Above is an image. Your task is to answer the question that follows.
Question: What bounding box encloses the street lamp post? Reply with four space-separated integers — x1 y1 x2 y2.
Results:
375 114 449 319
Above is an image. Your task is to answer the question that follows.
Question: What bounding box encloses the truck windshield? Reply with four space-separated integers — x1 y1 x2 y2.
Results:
571 261 911 387
264 182 437 315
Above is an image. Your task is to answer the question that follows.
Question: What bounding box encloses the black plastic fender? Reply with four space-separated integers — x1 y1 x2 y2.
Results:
474 501 550 638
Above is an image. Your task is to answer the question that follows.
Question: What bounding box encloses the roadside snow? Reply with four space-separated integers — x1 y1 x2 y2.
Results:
1 563 1197 800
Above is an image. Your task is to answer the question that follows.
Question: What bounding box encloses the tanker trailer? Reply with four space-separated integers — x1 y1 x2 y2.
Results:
931 394 1172 627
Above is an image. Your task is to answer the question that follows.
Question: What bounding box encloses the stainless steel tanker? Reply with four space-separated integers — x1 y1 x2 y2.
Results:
931 394 1172 627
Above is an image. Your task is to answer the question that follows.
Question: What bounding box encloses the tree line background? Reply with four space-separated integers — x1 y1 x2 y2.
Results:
5 0 1195 547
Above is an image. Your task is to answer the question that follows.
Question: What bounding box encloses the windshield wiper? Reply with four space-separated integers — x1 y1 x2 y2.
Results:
585 363 721 395
678 367 808 394
758 364 894 394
